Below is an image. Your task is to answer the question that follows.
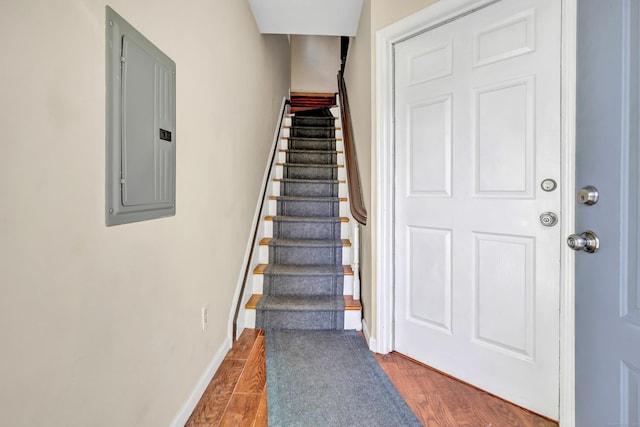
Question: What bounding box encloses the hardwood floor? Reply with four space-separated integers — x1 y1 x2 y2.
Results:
185 328 558 427
186 329 267 427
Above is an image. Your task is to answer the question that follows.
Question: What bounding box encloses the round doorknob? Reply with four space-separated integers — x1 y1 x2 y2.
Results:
567 231 599 253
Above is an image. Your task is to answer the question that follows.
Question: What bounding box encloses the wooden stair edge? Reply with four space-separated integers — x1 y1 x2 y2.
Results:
283 126 342 130
245 294 362 311
268 195 348 201
272 178 348 183
252 264 354 275
259 237 352 246
291 92 336 97
245 294 261 309
274 163 346 168
264 216 350 223
344 295 362 310
279 136 344 141
278 149 345 153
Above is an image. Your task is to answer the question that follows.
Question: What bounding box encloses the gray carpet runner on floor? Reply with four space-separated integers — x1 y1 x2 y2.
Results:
256 108 345 330
265 330 422 427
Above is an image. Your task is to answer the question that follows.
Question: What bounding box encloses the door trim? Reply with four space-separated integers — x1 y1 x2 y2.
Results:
374 0 576 424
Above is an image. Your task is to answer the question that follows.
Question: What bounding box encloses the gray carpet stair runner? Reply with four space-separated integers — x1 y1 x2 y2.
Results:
256 108 345 330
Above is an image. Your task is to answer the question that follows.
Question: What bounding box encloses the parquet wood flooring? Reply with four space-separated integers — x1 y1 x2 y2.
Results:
185 329 559 427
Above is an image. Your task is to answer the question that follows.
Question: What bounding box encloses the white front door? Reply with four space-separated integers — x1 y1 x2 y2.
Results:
576 0 640 425
393 0 561 419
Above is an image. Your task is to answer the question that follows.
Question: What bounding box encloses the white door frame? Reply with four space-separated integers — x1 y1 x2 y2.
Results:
374 0 576 425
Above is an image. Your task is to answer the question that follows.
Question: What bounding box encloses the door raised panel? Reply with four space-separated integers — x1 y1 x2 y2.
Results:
474 9 536 67
407 226 452 333
622 362 640 425
474 76 534 196
408 95 453 197
409 42 453 86
623 39 640 325
473 233 534 360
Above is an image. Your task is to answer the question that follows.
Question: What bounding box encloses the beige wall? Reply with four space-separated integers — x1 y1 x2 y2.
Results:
0 1 290 426
291 35 341 93
372 0 440 30
344 0 438 339
344 0 373 328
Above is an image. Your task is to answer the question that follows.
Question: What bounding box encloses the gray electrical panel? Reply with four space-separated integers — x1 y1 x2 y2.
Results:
106 6 176 226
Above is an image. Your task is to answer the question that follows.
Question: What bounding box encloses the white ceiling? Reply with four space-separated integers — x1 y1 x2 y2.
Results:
248 0 363 37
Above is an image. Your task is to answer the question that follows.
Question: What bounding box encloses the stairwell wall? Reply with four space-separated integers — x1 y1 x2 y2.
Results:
344 0 438 342
0 1 289 426
291 34 341 93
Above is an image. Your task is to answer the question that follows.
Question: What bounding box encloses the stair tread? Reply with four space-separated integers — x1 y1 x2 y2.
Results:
266 215 348 223
270 195 347 202
247 294 360 310
279 163 341 168
260 237 351 247
257 295 345 311
275 178 345 184
269 196 348 202
281 149 341 154
282 136 343 141
284 126 341 130
253 264 354 275
289 125 336 130
265 264 347 275
246 294 261 309
344 295 362 310
264 237 349 247
283 136 337 141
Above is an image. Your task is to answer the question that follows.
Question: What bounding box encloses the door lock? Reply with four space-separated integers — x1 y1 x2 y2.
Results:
577 185 599 205
567 231 600 253
541 178 557 192
540 212 558 227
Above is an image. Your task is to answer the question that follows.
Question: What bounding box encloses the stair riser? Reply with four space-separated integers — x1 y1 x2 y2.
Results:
272 220 341 240
291 127 335 138
269 245 342 265
344 310 361 330
292 116 335 127
256 310 344 330
253 273 354 296
287 139 336 151
276 165 345 181
268 198 349 219
280 181 338 197
286 152 337 165
263 220 350 239
277 199 340 217
283 165 338 180
259 244 351 264
273 180 346 198
278 151 344 165
245 307 361 331
263 274 344 296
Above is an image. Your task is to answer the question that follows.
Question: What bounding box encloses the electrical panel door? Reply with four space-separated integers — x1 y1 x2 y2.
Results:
106 7 176 226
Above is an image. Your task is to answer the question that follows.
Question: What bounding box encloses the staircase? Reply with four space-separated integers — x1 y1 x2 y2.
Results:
244 107 362 330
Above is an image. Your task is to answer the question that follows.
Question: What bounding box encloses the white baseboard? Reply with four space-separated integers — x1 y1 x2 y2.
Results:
170 337 232 427
362 318 378 353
